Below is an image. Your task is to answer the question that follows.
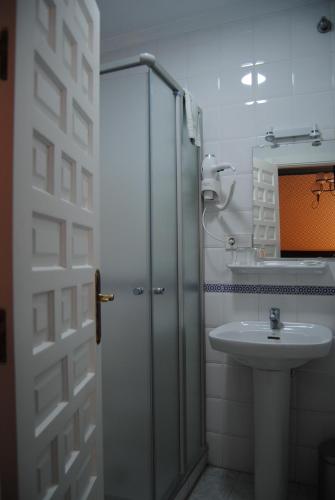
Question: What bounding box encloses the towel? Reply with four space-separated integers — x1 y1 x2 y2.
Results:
184 89 201 147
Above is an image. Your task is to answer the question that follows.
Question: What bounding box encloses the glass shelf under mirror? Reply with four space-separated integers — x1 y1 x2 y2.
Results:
227 260 328 274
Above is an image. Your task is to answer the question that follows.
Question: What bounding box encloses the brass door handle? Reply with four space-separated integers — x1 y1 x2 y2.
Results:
98 293 114 303
95 270 115 345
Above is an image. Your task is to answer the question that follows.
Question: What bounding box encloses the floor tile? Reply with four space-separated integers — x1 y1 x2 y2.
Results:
288 483 300 500
227 472 254 500
187 466 317 500
298 484 317 500
188 466 238 499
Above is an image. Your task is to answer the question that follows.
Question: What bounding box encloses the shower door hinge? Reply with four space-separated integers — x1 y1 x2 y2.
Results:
0 29 8 81
0 309 7 363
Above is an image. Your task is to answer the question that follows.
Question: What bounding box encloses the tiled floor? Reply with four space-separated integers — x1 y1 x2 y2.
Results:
188 467 317 500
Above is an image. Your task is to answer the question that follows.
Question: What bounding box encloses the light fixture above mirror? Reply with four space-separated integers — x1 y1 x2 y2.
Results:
311 169 335 209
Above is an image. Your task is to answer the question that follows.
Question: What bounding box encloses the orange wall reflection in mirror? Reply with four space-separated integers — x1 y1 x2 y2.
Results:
279 173 335 251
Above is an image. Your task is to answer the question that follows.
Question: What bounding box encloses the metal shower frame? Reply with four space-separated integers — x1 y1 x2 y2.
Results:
100 53 207 499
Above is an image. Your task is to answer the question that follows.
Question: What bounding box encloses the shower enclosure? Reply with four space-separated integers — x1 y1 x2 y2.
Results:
100 54 206 500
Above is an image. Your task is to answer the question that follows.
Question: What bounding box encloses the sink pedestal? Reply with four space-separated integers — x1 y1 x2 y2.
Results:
253 368 290 500
209 320 333 500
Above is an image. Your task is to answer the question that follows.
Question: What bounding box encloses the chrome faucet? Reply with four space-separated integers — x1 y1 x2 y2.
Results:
270 307 281 330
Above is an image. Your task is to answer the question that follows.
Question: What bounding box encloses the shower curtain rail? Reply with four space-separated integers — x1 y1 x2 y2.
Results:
100 52 184 94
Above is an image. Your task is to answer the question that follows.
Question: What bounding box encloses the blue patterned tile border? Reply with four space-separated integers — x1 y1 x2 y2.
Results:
204 283 335 296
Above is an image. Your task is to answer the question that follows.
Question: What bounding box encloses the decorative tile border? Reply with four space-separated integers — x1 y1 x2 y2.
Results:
205 283 335 296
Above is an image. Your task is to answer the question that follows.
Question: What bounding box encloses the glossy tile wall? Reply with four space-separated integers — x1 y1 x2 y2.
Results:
101 0 335 485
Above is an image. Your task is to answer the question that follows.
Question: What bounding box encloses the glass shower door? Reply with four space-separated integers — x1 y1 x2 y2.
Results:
149 71 180 500
100 68 153 500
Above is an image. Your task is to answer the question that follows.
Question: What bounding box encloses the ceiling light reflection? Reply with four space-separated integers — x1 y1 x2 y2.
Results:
241 72 252 86
257 73 266 85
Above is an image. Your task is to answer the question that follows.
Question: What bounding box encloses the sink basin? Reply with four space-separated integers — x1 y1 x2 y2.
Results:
209 320 332 370
209 320 333 500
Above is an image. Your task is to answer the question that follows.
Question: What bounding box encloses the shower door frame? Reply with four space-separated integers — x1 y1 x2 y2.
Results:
100 53 206 497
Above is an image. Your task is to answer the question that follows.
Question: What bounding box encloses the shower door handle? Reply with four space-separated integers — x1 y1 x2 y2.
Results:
95 269 115 345
98 293 114 302
153 287 165 295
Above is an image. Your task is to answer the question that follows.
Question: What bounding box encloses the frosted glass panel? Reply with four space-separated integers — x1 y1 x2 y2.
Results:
100 68 153 500
181 114 202 467
149 71 180 499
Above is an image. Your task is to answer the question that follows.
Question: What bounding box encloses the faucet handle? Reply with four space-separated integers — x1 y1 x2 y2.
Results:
269 307 281 331
270 307 280 317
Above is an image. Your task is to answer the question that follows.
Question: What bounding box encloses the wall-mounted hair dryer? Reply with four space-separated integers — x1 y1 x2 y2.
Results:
201 154 236 210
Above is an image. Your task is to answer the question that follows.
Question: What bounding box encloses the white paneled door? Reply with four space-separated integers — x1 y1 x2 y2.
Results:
12 0 103 498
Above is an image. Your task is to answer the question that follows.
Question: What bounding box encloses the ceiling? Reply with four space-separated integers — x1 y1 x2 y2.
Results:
96 0 230 38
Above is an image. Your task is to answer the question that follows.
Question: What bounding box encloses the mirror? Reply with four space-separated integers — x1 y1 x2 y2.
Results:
252 140 335 259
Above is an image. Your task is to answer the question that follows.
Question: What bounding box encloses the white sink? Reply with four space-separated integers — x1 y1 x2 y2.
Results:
209 320 333 500
209 320 332 370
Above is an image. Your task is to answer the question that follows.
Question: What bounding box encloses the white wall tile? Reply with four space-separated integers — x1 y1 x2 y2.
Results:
155 35 189 79
296 295 335 331
221 400 253 439
292 91 335 129
221 435 253 472
207 397 223 433
219 209 253 236
187 28 221 77
203 208 227 248
202 106 220 142
219 19 254 69
221 292 259 323
204 292 225 327
293 54 332 94
297 263 335 286
220 102 256 139
295 446 318 485
321 127 335 140
254 96 294 136
296 409 335 448
205 247 228 283
219 137 255 174
221 364 253 403
255 60 293 100
220 66 254 105
224 174 253 212
259 272 297 286
254 11 291 63
187 72 221 108
295 370 335 412
203 140 221 159
206 363 226 398
207 432 224 466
